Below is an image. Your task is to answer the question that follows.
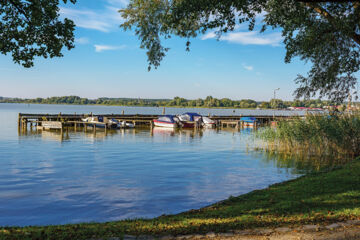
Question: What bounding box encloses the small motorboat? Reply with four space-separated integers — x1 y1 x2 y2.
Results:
240 117 258 127
153 115 180 128
202 116 216 128
82 116 118 129
178 112 202 128
106 119 135 128
118 120 135 128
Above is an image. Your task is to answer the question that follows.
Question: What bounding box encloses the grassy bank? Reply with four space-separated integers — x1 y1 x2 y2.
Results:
1 158 359 240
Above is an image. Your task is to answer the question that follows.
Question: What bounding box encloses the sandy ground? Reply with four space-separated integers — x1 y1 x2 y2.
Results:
120 220 360 240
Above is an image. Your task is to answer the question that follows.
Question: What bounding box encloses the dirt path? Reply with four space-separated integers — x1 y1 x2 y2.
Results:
120 220 360 240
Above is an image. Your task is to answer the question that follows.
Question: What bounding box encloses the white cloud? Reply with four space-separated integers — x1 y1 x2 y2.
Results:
201 32 217 40
75 37 90 44
201 30 283 46
242 64 254 71
59 1 126 32
60 7 113 32
106 0 129 7
223 31 282 46
94 44 126 52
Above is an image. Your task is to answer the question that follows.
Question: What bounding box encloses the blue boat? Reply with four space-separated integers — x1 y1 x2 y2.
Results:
240 117 258 127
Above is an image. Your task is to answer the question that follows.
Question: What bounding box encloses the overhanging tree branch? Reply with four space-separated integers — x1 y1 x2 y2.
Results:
8 0 30 22
305 2 360 45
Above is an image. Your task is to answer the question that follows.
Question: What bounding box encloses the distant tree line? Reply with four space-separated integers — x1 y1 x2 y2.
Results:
0 95 337 109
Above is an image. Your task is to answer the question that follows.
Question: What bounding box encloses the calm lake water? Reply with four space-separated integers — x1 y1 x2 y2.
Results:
0 104 303 227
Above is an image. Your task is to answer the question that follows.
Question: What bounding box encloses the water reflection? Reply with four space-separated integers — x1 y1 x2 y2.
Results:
19 125 343 174
1 104 303 226
252 149 352 174
19 127 211 142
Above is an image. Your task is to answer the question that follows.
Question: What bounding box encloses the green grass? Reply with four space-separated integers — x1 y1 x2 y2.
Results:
1 158 360 240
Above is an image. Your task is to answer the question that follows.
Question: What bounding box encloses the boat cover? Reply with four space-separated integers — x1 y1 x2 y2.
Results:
240 117 257 123
182 112 202 121
157 115 176 123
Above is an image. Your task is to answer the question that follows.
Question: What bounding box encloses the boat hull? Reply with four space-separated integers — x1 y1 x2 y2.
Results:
153 120 177 128
181 122 195 128
204 123 216 128
242 122 255 127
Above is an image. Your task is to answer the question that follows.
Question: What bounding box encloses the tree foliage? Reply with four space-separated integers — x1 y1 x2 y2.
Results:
0 95 337 109
0 0 76 67
120 1 360 102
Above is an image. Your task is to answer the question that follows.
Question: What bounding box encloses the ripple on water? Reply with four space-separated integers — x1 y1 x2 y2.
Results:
0 104 302 226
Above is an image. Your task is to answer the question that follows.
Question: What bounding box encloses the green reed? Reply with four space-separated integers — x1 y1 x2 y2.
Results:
256 112 360 170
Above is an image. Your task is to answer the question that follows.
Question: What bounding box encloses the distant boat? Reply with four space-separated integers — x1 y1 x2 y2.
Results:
240 117 258 127
116 120 135 128
202 116 216 128
153 115 180 128
82 116 118 129
178 112 202 128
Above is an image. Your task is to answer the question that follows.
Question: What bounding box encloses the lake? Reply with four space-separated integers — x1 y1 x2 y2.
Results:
0 103 303 226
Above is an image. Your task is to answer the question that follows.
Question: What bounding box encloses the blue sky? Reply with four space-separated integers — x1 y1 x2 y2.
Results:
0 0 315 101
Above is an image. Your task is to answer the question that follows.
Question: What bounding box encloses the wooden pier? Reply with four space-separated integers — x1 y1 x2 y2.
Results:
18 112 297 133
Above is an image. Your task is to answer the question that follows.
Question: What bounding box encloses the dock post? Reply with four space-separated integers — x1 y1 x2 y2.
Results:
122 110 124 115
24 118 28 131
60 122 64 135
105 124 107 135
162 107 165 115
74 122 77 132
18 113 21 129
84 123 87 132
93 124 96 134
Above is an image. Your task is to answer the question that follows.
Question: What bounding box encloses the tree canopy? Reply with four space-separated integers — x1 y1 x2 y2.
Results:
120 1 360 102
0 0 76 67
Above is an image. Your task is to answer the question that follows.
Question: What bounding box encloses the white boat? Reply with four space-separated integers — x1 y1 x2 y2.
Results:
117 121 135 128
153 115 180 128
202 116 216 128
82 116 117 128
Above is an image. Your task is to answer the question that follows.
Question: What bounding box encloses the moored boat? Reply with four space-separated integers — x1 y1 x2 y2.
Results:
178 112 202 128
240 117 258 127
202 116 216 128
82 116 118 129
118 121 135 128
153 115 180 128
108 119 135 128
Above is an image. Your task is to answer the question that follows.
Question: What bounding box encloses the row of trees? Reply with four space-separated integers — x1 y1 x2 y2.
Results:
0 96 337 109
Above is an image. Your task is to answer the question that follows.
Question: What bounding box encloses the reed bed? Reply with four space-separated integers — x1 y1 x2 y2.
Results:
256 112 360 171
